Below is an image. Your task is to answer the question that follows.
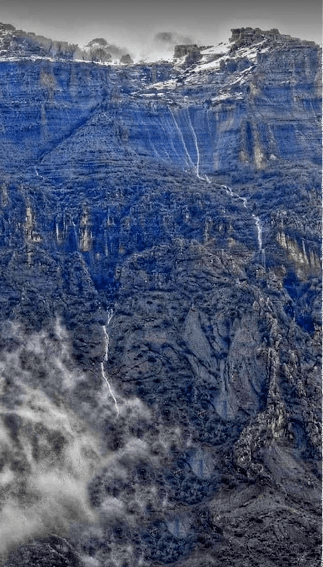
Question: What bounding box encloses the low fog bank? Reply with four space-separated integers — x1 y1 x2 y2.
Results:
0 320 193 565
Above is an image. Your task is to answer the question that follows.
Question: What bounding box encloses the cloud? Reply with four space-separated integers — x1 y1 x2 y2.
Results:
84 38 133 61
0 320 103 560
0 386 100 560
0 320 201 566
0 321 130 559
154 31 196 46
0 321 186 564
134 30 199 62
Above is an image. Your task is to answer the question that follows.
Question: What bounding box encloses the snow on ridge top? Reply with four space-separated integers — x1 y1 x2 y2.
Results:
144 38 269 93
191 40 269 74
200 42 231 56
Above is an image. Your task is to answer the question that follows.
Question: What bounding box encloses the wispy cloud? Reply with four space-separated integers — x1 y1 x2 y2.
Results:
135 30 199 63
154 31 196 46
85 38 133 60
0 321 191 564
154 32 196 46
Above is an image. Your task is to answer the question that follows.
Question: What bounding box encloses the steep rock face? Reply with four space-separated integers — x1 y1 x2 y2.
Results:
0 27 321 567
0 59 174 172
131 39 321 174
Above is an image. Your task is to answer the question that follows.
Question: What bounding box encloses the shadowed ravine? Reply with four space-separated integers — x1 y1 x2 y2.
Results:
0 24 321 567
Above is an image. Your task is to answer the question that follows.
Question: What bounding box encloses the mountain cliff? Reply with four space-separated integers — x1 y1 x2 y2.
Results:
0 25 321 567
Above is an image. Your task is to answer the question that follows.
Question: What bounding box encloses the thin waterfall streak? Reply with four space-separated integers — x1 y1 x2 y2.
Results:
164 114 183 163
220 183 265 256
221 184 248 207
186 108 209 182
169 108 194 169
159 120 173 161
186 108 200 177
102 325 109 362
252 215 262 250
101 362 120 416
102 317 119 416
106 309 114 326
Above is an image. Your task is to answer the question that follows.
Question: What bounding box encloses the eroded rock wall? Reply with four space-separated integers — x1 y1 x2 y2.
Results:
0 27 321 567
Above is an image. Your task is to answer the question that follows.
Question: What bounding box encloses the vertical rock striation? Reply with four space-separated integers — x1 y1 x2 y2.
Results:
0 25 321 567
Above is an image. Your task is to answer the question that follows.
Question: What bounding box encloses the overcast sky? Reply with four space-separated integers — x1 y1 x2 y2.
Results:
0 0 321 59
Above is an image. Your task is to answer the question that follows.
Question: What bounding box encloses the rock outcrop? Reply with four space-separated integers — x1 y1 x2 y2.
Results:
174 44 202 66
0 25 321 567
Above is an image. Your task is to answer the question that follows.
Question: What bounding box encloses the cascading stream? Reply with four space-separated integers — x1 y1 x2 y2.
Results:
221 184 265 263
167 107 263 261
221 184 247 208
253 215 263 251
168 106 211 184
186 107 211 183
169 107 195 170
101 310 119 416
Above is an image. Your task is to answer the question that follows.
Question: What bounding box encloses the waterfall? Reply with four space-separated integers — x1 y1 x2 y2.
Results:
186 108 210 182
253 215 266 266
186 108 202 179
101 311 119 416
106 308 114 327
169 106 211 184
221 184 247 207
102 324 110 363
220 184 265 263
169 107 195 170
159 120 173 161
253 215 263 251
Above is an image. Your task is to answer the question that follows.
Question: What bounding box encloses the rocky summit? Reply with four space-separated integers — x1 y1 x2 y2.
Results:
0 24 321 567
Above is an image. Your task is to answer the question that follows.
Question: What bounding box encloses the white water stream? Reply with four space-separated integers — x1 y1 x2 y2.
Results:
221 184 265 263
186 108 203 180
101 310 119 416
253 215 263 251
169 107 211 183
169 108 195 170
167 112 265 259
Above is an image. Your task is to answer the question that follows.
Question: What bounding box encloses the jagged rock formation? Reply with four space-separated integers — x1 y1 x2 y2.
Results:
0 22 78 60
0 25 321 567
0 23 133 64
174 44 202 66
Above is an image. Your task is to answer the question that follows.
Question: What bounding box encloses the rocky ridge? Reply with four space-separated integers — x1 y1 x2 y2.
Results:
0 22 133 64
0 25 321 567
